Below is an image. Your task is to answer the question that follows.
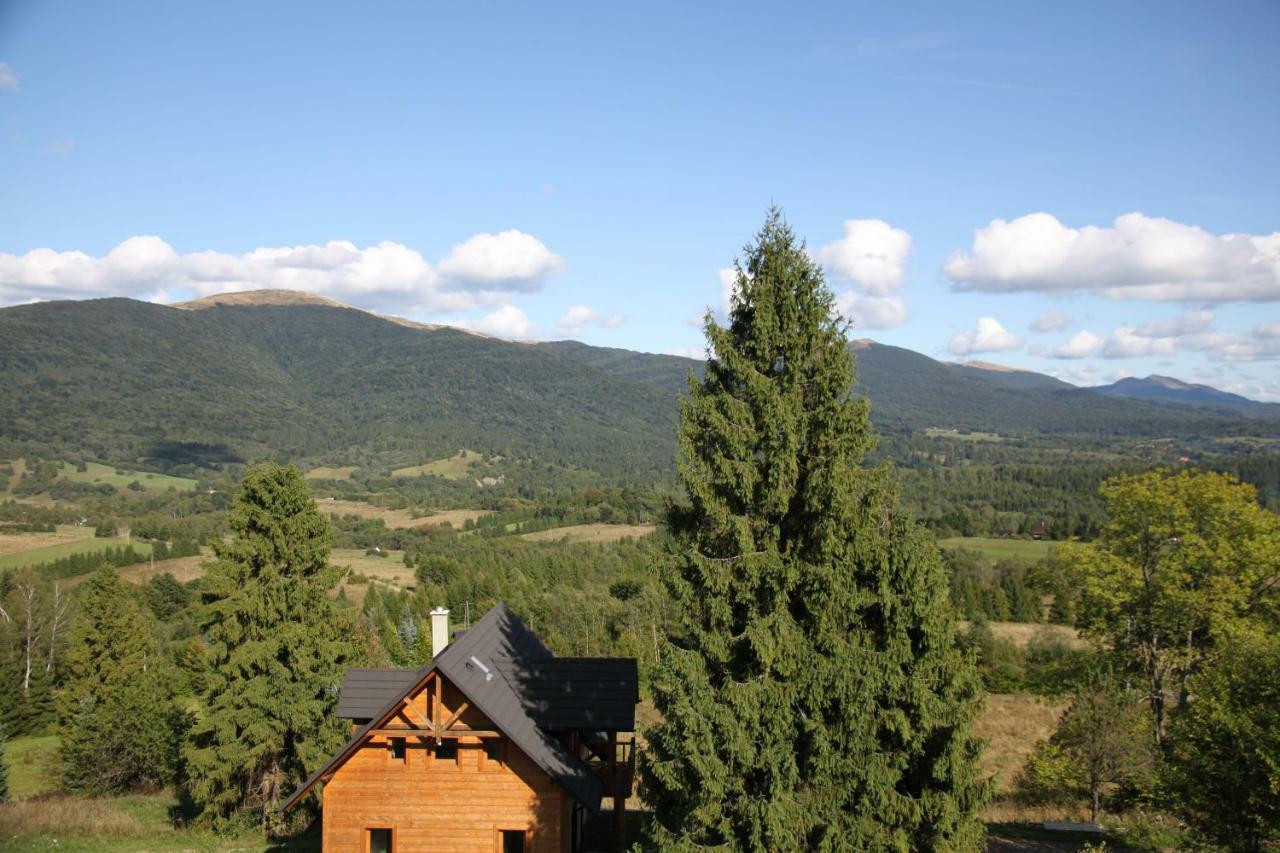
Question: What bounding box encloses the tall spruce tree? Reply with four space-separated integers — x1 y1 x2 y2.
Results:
183 462 351 832
640 210 989 851
58 566 186 794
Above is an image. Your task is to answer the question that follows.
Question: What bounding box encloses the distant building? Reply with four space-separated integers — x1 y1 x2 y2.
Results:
1029 520 1049 540
283 603 638 852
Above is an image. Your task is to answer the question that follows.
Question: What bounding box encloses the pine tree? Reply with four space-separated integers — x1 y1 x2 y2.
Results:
58 566 186 794
639 210 989 851
183 462 351 833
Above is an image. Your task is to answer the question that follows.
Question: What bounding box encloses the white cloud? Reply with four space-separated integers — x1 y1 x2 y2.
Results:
1051 329 1105 359
436 229 563 291
665 345 707 360
1133 310 1214 338
1045 364 1103 387
0 232 566 314
717 267 740 315
0 62 17 92
816 219 912 330
1102 326 1178 359
43 139 75 156
945 212 1280 303
555 304 624 335
946 317 1023 355
469 304 532 338
835 292 909 329
1030 309 1072 333
1108 368 1134 382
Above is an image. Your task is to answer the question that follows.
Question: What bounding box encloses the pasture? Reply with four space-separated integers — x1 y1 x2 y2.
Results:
305 465 359 481
54 461 197 493
520 523 657 544
975 693 1067 795
923 428 1004 442
116 554 209 585
318 498 491 529
0 534 151 571
392 450 482 480
960 621 1086 649
938 536 1054 561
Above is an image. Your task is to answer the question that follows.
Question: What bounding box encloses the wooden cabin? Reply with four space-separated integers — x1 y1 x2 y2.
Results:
283 603 638 852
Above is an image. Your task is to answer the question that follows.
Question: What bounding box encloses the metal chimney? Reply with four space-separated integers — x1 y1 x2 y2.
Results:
430 607 450 658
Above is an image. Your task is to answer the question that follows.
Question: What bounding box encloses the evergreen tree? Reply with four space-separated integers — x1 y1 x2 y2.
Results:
183 462 351 832
640 210 989 851
0 720 9 803
58 566 186 794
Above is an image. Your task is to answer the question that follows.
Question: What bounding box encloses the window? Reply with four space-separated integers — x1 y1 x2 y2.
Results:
483 738 504 767
499 829 526 853
435 739 458 763
389 738 406 762
368 827 393 853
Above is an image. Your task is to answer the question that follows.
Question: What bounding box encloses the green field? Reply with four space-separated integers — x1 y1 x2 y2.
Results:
304 465 359 481
923 428 1004 442
937 536 1053 561
5 735 58 799
55 461 197 493
0 536 152 571
392 450 482 480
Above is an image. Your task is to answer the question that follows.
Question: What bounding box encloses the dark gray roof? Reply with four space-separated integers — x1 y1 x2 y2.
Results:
335 668 421 720
284 602 632 814
494 658 638 731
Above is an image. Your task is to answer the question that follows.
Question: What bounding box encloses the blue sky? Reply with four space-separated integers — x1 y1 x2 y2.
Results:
2 1 1278 397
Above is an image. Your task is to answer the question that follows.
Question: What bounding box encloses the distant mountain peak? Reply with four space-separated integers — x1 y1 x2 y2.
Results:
948 359 1029 374
849 338 877 350
173 288 492 337
1090 374 1260 407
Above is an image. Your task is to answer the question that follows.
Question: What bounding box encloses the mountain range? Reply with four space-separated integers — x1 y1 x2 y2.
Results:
0 291 1275 479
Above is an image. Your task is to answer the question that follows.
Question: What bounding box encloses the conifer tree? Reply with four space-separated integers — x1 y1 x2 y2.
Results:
58 566 185 794
640 210 989 850
0 720 9 803
183 462 351 832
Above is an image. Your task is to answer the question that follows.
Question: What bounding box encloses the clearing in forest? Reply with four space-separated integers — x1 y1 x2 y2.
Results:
938 536 1053 561
0 524 94 557
305 465 359 481
392 450 483 480
54 461 197 493
975 693 1067 794
318 498 491 529
0 535 151 571
520 523 656 544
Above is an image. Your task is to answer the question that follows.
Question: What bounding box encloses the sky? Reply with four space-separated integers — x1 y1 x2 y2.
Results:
1 1 1278 398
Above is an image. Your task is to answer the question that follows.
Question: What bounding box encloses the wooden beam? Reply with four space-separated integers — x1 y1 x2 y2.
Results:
442 701 470 729
369 728 501 739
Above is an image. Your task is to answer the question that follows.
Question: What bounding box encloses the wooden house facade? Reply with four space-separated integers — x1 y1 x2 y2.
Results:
283 604 638 852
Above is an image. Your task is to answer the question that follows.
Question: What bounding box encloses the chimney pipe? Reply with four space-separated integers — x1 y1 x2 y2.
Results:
430 607 450 658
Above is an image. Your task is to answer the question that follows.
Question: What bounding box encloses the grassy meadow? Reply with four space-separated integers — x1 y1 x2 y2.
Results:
55 461 197 493
519 523 657 544
938 536 1054 561
0 534 151 571
391 450 482 480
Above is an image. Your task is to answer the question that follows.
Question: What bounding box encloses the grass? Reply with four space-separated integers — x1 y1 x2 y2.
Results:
5 735 59 799
55 461 197 493
975 694 1066 795
520 523 657 544
392 450 482 480
0 458 28 496
115 554 210 585
317 498 491 530
923 428 1005 442
0 792 319 852
0 525 95 558
304 465 359 481
938 536 1054 561
960 621 1086 649
0 536 151 571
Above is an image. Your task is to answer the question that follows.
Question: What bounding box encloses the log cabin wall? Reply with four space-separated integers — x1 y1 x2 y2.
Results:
321 674 569 852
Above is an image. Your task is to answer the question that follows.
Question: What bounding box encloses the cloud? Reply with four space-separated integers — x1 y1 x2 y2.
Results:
435 229 564 291
945 212 1280 303
717 267 740 315
555 304 624 335
43 139 75 156
1102 326 1178 359
815 219 913 329
0 62 17 92
946 317 1023 355
1030 309 1072 333
1132 309 1214 338
1051 329 1104 359
0 232 566 314
469 304 532 338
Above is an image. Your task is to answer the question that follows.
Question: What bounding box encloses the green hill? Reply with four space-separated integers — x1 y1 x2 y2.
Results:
1 294 1276 481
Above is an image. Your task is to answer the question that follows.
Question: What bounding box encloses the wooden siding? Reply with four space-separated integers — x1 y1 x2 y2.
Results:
321 672 569 852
